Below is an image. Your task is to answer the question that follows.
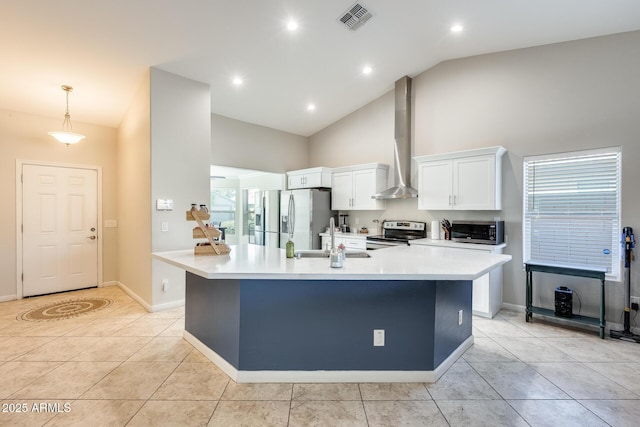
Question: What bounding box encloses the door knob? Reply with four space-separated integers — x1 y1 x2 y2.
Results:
87 236 97 240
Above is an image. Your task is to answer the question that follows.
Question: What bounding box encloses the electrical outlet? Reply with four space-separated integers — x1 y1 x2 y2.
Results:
631 296 640 308
162 279 169 292
458 310 463 326
632 302 639 311
373 329 385 346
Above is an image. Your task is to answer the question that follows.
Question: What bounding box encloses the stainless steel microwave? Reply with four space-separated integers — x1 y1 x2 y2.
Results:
451 220 504 245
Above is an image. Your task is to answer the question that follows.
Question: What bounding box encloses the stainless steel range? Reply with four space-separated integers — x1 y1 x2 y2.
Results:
366 220 426 250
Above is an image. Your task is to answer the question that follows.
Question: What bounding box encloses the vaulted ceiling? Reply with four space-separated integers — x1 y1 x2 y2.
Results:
2 1 640 136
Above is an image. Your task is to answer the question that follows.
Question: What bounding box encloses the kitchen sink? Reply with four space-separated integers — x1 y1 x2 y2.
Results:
344 251 371 258
294 250 370 259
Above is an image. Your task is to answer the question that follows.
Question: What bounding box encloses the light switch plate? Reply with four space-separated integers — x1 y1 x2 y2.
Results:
156 199 174 211
161 222 169 232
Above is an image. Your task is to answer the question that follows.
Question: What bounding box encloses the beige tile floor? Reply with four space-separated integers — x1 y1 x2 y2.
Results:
1 286 640 426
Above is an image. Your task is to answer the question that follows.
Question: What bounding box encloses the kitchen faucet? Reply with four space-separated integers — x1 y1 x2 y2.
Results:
329 217 336 251
328 216 343 268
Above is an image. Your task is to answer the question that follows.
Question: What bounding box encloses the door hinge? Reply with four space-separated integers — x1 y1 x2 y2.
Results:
21 273 23 282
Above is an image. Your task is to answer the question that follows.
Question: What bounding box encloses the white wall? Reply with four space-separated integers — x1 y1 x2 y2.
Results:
1 109 118 301
211 114 309 173
150 68 211 309
309 31 640 323
117 68 211 311
309 91 395 169
117 70 152 304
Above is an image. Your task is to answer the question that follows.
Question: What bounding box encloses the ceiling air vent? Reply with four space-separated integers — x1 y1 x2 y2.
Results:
338 3 373 31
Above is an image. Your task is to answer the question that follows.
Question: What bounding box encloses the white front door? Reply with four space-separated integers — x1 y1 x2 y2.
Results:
22 164 98 297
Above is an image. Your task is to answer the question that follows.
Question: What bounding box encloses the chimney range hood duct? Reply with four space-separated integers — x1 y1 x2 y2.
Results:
373 75 419 199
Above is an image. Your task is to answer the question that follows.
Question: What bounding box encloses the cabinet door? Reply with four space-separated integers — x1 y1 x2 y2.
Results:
331 172 353 210
287 174 304 189
302 172 322 188
453 155 496 210
343 237 366 250
417 161 453 210
472 273 491 315
352 169 379 210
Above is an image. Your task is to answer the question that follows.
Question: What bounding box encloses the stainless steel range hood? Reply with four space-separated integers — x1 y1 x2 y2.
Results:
373 75 419 199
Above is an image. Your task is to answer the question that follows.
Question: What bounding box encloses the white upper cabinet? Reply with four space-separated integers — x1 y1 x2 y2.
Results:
287 167 332 189
415 146 506 210
331 163 389 210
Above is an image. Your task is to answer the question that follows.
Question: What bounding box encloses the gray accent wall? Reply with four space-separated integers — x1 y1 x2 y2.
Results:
211 114 309 173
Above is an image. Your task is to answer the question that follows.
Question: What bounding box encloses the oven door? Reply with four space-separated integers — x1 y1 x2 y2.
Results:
366 239 404 250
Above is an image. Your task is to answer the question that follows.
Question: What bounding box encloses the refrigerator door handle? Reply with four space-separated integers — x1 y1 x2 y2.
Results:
288 193 295 237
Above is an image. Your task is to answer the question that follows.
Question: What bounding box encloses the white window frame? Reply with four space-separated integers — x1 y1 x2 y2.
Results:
210 188 237 235
523 147 621 281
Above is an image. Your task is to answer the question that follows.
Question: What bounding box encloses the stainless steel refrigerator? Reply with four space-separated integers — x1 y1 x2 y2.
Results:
280 189 337 251
254 190 280 248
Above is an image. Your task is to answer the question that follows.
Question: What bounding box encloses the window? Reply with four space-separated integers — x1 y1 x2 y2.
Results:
523 147 621 280
242 189 259 243
210 189 236 235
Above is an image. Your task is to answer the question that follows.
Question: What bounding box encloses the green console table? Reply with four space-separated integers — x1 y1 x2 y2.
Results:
525 261 606 339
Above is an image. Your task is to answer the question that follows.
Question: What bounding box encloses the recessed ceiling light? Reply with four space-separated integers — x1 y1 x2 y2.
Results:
362 65 373 75
232 76 243 86
307 103 316 112
451 24 464 33
287 20 298 31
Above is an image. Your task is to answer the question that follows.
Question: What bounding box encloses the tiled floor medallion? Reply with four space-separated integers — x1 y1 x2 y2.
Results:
17 297 113 321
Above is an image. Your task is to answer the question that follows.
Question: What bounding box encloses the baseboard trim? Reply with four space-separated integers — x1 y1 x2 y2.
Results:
0 294 17 302
117 282 184 313
501 303 525 313
151 299 185 312
117 282 152 312
184 330 239 380
183 330 470 384
100 281 119 288
433 335 474 381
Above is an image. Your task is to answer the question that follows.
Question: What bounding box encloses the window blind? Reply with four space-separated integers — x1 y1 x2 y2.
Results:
523 147 621 280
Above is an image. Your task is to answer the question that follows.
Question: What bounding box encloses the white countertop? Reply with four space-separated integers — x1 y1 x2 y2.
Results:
153 244 511 281
410 238 507 251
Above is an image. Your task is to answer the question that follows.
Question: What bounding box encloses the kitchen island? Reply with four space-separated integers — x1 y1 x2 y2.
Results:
153 244 511 383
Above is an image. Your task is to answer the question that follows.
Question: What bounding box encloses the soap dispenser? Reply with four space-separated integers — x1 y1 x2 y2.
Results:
286 238 295 258
330 247 343 268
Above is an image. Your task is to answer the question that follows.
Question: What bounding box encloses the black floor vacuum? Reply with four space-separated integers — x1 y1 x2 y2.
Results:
610 227 640 343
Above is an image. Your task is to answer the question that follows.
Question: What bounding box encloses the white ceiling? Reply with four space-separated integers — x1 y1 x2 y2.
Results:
2 1 640 137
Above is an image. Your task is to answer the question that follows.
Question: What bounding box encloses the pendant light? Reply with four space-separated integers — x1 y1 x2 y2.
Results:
48 85 86 146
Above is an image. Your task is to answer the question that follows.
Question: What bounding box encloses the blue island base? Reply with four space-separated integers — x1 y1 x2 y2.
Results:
184 272 473 383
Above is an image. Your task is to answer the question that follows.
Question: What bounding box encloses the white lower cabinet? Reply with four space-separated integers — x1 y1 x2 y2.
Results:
410 239 506 318
320 233 367 251
471 264 503 318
